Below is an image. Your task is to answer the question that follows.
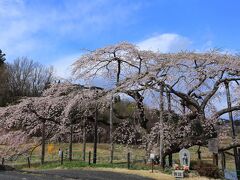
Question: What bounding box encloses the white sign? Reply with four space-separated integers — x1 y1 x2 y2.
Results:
179 148 190 167
172 170 184 178
150 153 155 160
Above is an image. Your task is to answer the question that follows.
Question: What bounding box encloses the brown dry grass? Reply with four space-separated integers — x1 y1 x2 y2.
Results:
86 167 174 180
87 167 215 180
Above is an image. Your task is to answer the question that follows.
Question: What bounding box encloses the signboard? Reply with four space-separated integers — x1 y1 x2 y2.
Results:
150 153 155 160
172 170 184 178
47 144 55 155
224 169 238 180
208 138 219 153
179 148 190 167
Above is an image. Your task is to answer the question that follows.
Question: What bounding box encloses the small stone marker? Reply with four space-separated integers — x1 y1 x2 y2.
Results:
150 153 155 173
179 148 190 167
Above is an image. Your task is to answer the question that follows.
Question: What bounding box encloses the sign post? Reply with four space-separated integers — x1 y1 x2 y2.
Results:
208 138 219 166
150 153 155 173
208 138 219 153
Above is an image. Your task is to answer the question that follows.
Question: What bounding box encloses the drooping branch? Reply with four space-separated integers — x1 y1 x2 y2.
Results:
219 144 240 152
164 83 200 113
188 75 207 96
216 105 240 117
27 103 61 125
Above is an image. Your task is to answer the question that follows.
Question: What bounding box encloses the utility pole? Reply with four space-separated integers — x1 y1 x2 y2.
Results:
41 120 45 165
109 94 114 163
93 90 98 164
167 91 172 167
225 81 240 179
159 83 164 168
82 117 86 161
69 124 73 161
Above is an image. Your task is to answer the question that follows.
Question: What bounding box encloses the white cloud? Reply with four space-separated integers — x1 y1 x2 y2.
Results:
0 1 48 60
0 0 24 18
0 0 142 61
50 53 82 79
137 33 192 53
51 33 192 79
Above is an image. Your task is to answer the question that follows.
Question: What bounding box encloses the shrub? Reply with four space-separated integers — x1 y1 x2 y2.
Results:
191 161 223 179
0 165 15 171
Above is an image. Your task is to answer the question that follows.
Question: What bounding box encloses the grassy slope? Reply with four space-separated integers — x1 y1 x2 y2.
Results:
11 141 237 169
6 134 239 174
9 141 238 180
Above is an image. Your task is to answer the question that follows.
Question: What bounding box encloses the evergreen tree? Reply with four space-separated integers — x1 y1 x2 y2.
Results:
0 49 7 106
0 49 6 65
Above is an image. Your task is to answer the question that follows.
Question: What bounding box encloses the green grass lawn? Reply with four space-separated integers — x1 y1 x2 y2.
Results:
30 143 146 163
6 143 146 168
4 137 239 172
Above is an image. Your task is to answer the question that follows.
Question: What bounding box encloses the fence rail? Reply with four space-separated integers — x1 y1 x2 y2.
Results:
2 150 147 170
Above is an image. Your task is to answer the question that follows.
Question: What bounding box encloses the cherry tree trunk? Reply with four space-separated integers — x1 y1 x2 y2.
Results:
168 154 172 167
116 60 121 85
69 124 73 161
41 120 46 165
136 94 147 129
127 91 147 129
197 146 202 160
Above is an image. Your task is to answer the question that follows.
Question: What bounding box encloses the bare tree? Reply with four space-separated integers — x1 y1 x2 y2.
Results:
6 57 54 99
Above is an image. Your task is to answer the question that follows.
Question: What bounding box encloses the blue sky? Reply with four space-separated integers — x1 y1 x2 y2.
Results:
1 0 240 77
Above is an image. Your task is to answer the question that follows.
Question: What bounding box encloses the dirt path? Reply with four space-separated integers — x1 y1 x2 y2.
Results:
87 168 174 180
0 169 154 180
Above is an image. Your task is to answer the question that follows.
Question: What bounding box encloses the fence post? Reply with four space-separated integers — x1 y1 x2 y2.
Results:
2 158 4 165
88 151 91 165
27 157 31 168
127 152 130 169
61 151 63 165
